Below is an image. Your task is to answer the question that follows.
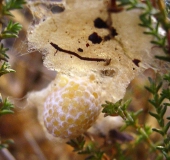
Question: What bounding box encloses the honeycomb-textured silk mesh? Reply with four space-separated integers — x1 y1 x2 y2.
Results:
43 74 101 138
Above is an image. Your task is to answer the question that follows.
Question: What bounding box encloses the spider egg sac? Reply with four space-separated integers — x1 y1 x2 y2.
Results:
43 74 101 138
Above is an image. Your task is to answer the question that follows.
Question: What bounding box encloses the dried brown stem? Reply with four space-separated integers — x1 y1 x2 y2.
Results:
50 42 111 65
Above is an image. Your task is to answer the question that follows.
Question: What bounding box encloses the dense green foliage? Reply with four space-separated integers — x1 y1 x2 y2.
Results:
0 0 25 149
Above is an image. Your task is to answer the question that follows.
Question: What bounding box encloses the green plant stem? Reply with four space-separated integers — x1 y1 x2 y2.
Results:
133 121 159 155
158 0 168 22
139 127 157 151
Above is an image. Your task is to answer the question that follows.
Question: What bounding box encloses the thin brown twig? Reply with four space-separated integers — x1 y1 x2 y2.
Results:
50 42 111 65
